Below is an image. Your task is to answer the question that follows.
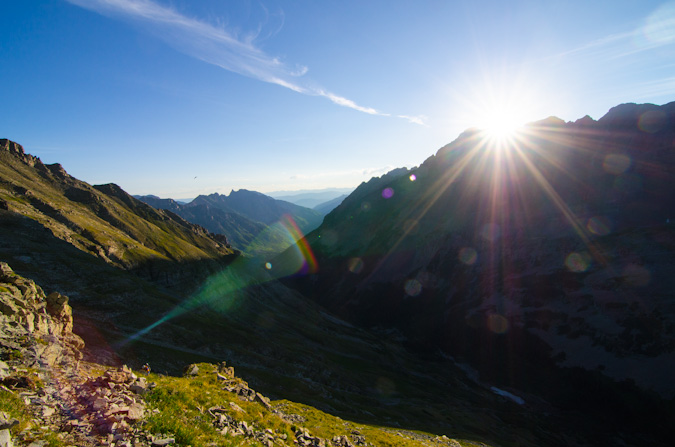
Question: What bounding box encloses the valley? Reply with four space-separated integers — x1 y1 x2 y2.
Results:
1 101 674 447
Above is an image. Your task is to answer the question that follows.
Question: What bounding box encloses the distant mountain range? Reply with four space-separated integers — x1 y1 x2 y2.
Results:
136 190 326 258
267 188 354 209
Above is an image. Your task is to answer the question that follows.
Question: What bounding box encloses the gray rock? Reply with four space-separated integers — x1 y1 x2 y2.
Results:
255 392 272 410
0 429 12 447
130 377 149 395
0 413 19 430
0 361 9 379
229 402 244 413
151 437 175 446
183 364 199 376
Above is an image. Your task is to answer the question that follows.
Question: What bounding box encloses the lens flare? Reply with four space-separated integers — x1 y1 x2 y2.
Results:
382 187 394 199
603 154 631 175
459 247 478 265
404 279 422 297
348 257 364 274
587 217 612 236
278 214 318 275
119 214 318 346
565 252 591 272
487 314 509 334
638 110 667 133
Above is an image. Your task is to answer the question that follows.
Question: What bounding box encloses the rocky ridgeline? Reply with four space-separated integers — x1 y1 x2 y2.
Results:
0 140 41 169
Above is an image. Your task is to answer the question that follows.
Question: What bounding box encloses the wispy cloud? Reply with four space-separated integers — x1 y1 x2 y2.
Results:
65 0 425 124
317 90 381 115
631 76 675 99
554 2 675 62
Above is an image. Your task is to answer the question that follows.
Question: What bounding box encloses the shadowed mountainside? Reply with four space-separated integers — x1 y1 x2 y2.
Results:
313 194 348 215
279 102 675 444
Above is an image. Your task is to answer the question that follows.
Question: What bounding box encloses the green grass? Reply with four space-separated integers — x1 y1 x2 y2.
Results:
0 387 64 447
143 363 292 446
138 363 481 447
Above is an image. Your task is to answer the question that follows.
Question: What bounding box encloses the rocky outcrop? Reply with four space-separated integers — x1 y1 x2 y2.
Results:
0 262 83 368
0 139 40 167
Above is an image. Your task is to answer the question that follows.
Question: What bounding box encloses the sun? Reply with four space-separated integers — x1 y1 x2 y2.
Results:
457 72 542 146
480 106 526 141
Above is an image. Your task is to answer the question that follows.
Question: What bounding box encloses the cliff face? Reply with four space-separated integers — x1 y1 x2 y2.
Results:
0 262 84 370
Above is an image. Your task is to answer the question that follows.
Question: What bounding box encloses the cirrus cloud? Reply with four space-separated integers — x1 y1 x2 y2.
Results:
65 0 425 125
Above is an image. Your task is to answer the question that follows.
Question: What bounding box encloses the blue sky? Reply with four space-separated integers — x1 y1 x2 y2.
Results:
1 0 674 198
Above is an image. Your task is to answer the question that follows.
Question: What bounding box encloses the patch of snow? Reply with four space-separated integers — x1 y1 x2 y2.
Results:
490 387 525 405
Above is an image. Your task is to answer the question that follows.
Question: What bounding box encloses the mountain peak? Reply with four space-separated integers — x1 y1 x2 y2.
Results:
527 116 565 127
1 138 41 167
597 101 674 131
1 138 25 156
229 189 268 198
572 115 596 126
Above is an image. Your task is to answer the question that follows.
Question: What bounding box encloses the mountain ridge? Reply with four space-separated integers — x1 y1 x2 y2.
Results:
278 102 675 443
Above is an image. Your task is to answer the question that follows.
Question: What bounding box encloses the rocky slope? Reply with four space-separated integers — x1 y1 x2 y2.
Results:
0 262 83 372
0 262 380 447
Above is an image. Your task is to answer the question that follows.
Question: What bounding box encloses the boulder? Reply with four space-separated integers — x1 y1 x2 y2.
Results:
183 364 199 376
255 392 272 410
129 377 149 395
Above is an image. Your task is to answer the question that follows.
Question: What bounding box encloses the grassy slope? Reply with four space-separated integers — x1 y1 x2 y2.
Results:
142 362 488 447
0 140 236 271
